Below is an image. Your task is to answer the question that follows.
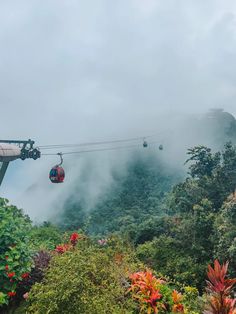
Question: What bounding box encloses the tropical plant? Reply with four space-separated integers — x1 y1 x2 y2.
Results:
204 260 236 314
128 270 201 313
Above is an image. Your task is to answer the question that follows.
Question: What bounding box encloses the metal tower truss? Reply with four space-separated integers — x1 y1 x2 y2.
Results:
0 139 41 187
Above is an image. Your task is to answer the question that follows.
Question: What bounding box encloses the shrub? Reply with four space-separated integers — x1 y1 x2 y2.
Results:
204 260 236 314
16 250 51 298
128 270 201 313
26 237 141 313
29 222 63 251
0 198 33 306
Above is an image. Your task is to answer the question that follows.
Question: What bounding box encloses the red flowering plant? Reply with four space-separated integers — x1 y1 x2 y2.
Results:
54 232 83 254
128 270 185 313
204 260 236 314
70 232 81 246
55 244 71 254
0 199 33 306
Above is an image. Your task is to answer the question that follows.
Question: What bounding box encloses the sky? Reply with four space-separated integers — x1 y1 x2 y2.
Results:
1 0 236 220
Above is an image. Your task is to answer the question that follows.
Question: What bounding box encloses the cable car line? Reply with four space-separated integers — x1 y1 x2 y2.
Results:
38 129 169 150
42 141 161 157
39 137 143 149
42 143 146 156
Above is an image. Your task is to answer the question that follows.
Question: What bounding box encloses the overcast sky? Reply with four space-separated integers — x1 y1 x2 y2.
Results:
1 0 236 218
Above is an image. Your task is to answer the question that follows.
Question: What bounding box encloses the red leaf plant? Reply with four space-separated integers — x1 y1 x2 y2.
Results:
172 290 184 313
129 270 184 314
204 260 236 314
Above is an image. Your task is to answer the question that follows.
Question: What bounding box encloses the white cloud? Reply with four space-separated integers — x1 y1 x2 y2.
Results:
1 0 236 218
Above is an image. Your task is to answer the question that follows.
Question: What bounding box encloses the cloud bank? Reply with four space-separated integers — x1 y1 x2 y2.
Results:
1 0 236 219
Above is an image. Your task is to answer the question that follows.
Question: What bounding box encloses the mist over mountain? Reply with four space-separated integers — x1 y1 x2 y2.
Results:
51 109 236 233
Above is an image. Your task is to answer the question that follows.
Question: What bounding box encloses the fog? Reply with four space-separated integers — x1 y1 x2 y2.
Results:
1 0 236 221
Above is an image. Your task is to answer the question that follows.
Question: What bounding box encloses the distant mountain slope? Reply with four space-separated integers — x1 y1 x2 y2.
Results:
58 152 181 233
55 110 236 233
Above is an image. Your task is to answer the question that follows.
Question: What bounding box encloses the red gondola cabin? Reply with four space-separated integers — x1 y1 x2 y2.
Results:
49 166 65 183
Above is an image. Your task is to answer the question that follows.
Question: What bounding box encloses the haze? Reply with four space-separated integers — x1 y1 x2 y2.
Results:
1 0 236 220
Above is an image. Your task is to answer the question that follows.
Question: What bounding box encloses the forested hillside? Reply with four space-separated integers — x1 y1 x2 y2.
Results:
58 141 236 291
59 152 182 235
47 110 236 291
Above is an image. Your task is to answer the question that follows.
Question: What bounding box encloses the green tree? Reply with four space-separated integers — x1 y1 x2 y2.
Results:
186 146 221 179
214 194 236 277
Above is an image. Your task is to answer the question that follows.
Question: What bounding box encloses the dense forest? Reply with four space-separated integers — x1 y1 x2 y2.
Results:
1 110 236 313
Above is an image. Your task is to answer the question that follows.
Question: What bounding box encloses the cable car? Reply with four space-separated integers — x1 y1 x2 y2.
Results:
159 144 163 150
49 166 65 183
143 140 148 148
49 153 65 183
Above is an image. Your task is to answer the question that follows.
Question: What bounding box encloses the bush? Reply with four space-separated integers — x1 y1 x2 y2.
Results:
0 198 33 306
26 237 141 313
29 222 63 251
204 260 236 313
16 250 51 299
136 236 208 290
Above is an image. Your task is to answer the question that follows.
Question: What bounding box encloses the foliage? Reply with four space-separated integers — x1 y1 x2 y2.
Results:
25 234 201 313
156 143 236 289
26 236 142 313
0 198 33 306
16 250 51 298
183 286 202 313
185 146 221 179
170 142 236 212
29 222 63 251
58 153 181 235
214 194 236 277
128 270 184 313
136 235 207 290
204 260 236 314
